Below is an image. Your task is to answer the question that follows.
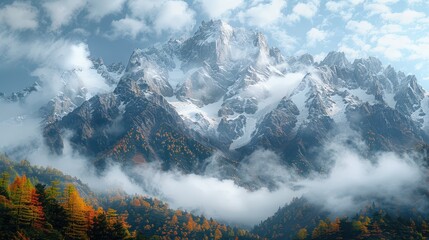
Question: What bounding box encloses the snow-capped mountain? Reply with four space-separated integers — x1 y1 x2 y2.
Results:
242 52 428 172
0 58 125 125
92 57 125 86
41 58 125 124
44 20 429 174
0 81 42 102
121 20 294 147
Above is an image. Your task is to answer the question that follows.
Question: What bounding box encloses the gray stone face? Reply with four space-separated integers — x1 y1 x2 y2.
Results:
298 53 314 66
176 66 226 106
249 99 299 148
219 97 258 116
353 56 383 74
217 115 247 144
125 48 174 97
269 47 285 64
347 103 426 151
44 76 214 173
395 75 425 116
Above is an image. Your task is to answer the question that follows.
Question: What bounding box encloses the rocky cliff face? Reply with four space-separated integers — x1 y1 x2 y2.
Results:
44 77 214 173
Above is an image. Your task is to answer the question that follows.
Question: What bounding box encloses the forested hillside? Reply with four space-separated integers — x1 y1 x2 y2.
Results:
253 198 429 240
0 155 257 239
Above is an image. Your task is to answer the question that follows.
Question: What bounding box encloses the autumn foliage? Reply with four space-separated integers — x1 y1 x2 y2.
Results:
0 158 256 240
0 173 131 239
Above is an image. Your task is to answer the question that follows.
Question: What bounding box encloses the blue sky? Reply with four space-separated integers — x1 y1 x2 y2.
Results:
1 0 429 93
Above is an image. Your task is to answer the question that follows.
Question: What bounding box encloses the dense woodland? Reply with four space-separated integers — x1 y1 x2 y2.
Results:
253 198 429 240
0 155 256 239
2 154 429 239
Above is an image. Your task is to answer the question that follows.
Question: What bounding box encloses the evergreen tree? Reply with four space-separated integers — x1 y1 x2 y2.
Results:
0 172 10 199
0 195 18 239
112 220 130 240
36 183 69 233
88 213 110 239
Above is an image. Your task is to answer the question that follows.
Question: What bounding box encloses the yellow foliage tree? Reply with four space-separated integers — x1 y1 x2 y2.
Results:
62 184 90 240
214 227 222 240
296 228 308 240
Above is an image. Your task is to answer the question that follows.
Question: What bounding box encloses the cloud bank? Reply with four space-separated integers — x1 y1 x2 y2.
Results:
0 100 427 227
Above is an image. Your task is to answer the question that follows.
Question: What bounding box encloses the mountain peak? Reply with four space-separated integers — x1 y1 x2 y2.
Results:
298 53 314 66
353 56 383 74
180 19 268 71
200 19 233 34
91 57 104 68
193 20 234 47
320 51 351 68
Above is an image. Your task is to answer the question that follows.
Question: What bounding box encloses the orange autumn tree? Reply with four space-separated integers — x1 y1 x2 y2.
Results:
186 214 197 232
62 183 94 240
29 188 45 229
9 175 44 228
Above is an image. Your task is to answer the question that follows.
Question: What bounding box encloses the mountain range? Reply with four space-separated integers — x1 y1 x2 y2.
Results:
24 20 428 177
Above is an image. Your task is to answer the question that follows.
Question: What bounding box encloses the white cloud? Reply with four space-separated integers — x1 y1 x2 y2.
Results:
0 115 41 150
0 2 38 30
325 1 358 20
338 44 361 60
43 0 87 30
238 0 287 27
346 20 375 35
287 0 320 23
379 24 403 34
86 0 127 20
325 0 363 11
110 16 147 39
31 42 110 95
127 0 162 17
325 1 347 12
269 28 298 51
241 72 305 107
351 35 372 51
153 1 195 35
124 0 195 36
122 140 426 226
382 9 426 24
137 166 297 226
302 148 423 214
306 27 328 46
408 0 424 4
374 0 399 3
0 30 110 98
313 52 327 63
349 0 364 4
373 34 413 61
197 0 243 18
408 41 429 61
364 3 391 16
